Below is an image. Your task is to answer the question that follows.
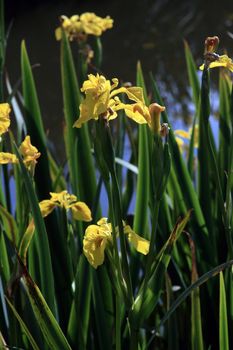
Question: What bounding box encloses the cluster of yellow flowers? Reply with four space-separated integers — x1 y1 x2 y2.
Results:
55 12 113 41
1 100 150 269
73 73 166 134
31 192 149 269
0 103 41 173
71 73 166 268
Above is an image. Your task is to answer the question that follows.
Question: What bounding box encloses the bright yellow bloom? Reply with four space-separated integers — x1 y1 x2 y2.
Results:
0 152 18 164
83 217 150 269
80 12 113 36
39 190 92 221
83 218 112 268
200 54 233 72
19 136 41 171
0 103 11 136
0 135 41 172
73 74 165 130
55 13 113 41
123 225 150 255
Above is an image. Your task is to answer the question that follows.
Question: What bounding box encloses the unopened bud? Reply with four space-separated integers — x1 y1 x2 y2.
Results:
204 36 219 54
160 123 170 137
149 103 166 134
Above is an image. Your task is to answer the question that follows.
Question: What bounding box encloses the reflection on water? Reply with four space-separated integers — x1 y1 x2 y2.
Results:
5 0 233 159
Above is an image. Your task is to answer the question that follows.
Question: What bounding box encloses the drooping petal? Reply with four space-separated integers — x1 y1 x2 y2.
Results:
0 103 11 136
74 95 97 128
71 201 92 221
123 103 150 124
110 86 145 104
0 152 18 164
200 54 233 72
124 225 150 255
39 200 56 218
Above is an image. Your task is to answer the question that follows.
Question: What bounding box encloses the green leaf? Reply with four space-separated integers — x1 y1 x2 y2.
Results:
21 266 72 350
91 268 113 349
0 0 5 101
190 237 204 350
61 31 80 195
21 40 53 203
150 75 212 266
219 272 229 350
21 40 46 142
131 210 191 328
0 331 7 348
18 219 35 265
6 297 41 350
0 204 18 245
147 260 233 348
67 255 92 348
0 232 10 283
92 37 102 69
61 31 97 206
133 62 150 235
218 73 231 196
184 40 200 108
198 70 213 233
14 144 56 315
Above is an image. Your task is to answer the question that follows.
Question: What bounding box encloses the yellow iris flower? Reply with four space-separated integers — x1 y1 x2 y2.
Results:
80 12 113 36
73 73 165 133
0 103 11 136
39 190 92 222
19 136 41 171
55 12 113 41
0 135 41 172
200 54 233 72
83 217 150 269
0 152 18 164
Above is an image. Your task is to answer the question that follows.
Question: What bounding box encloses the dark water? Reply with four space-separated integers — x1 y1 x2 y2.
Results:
5 0 233 159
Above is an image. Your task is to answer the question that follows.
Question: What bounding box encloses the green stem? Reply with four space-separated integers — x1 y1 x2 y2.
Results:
116 294 121 350
139 200 160 303
145 200 161 278
106 181 130 306
130 327 139 350
202 68 233 257
0 0 5 102
111 171 134 304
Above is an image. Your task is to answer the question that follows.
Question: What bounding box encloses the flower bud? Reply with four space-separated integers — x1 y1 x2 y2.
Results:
160 123 170 137
149 103 165 134
204 36 219 54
